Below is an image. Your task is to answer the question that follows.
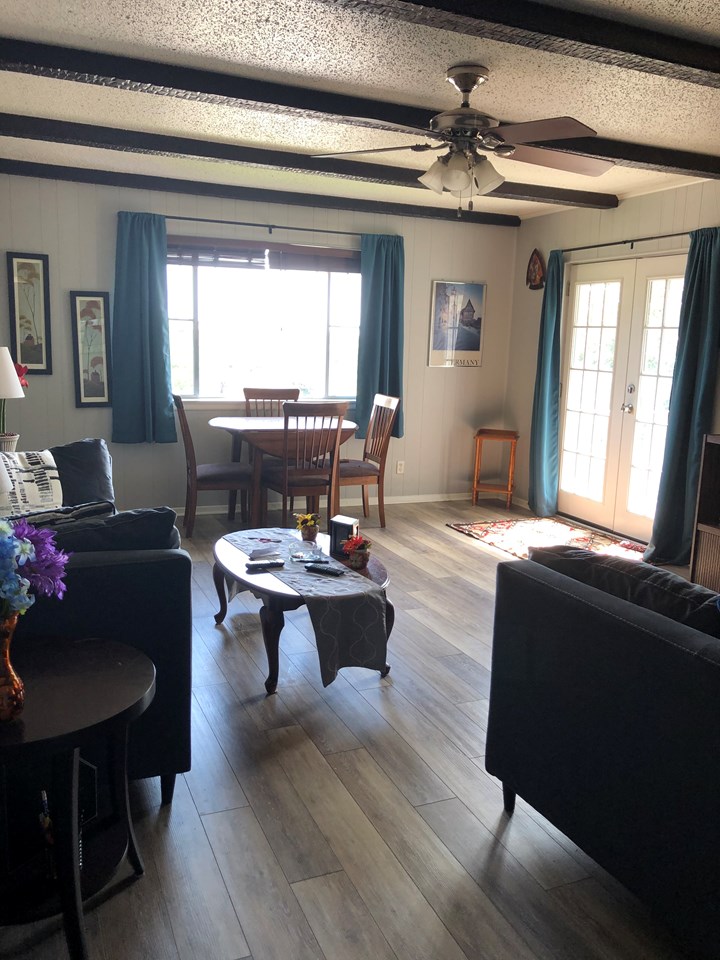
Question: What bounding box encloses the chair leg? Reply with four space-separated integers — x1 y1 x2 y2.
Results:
228 490 237 521
240 489 249 523
361 485 370 518
377 478 386 528
184 483 197 539
281 495 288 528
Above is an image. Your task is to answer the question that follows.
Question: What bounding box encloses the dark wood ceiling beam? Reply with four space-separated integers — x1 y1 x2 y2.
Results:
0 38 716 181
0 159 521 227
0 37 435 133
335 0 720 87
0 113 619 209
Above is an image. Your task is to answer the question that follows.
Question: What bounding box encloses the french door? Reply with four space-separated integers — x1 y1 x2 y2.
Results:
558 255 686 541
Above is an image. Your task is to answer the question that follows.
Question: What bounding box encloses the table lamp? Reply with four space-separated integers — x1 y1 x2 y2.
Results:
0 346 25 448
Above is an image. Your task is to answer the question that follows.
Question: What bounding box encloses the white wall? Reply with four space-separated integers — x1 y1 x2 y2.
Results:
0 173 518 513
506 179 720 502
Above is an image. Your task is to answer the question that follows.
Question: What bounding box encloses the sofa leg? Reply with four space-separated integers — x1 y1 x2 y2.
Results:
160 773 176 806
502 783 516 815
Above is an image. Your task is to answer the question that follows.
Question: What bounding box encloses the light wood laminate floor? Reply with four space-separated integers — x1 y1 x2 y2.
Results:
4 500 697 960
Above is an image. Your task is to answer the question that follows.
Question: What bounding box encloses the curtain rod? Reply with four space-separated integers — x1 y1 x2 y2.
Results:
165 214 362 238
563 230 688 254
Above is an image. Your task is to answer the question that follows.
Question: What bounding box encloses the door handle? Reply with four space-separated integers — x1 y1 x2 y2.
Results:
620 402 634 414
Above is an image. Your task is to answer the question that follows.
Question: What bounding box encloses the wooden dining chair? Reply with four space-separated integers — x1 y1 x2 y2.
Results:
238 387 302 516
173 394 253 538
260 401 349 527
336 394 400 527
243 386 300 416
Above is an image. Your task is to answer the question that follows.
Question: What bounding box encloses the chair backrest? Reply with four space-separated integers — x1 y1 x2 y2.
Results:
244 387 300 417
282 400 349 476
363 394 400 467
172 394 197 476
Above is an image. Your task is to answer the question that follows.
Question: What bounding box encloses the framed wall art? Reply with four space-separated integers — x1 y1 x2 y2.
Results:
69 291 112 407
428 279 486 367
6 252 52 374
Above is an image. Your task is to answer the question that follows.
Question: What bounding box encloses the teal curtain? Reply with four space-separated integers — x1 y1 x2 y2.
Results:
644 227 720 564
111 212 177 444
528 250 565 516
355 235 404 438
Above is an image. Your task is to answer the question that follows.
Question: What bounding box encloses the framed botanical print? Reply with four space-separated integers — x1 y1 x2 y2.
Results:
428 279 486 368
6 252 52 373
69 291 112 407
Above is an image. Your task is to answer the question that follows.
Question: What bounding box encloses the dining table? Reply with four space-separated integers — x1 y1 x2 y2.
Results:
209 415 358 525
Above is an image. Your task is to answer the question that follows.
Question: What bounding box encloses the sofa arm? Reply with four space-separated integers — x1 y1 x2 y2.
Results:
486 559 720 950
15 548 193 783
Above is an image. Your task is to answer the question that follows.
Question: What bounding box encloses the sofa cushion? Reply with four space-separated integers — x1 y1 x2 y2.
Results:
14 499 116 529
49 438 115 507
528 544 720 638
50 506 180 554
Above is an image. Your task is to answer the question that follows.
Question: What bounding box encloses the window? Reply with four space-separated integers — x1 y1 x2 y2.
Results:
166 237 361 400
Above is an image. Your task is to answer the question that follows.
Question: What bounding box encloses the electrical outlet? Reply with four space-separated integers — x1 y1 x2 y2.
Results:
396 460 405 474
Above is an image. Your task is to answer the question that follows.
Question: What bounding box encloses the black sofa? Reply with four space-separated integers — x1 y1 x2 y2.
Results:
486 550 720 957
8 439 192 805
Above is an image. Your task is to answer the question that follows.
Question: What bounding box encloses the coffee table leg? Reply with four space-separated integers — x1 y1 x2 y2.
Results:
213 563 228 624
381 597 395 678
259 601 284 694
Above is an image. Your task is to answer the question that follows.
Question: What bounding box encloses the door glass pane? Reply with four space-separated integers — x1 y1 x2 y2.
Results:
560 280 620 501
626 276 682 519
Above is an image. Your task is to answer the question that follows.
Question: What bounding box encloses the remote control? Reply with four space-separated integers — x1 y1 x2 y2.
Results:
245 559 285 571
306 563 345 575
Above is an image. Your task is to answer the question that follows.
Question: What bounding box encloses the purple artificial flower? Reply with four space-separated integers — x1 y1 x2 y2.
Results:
11 519 71 601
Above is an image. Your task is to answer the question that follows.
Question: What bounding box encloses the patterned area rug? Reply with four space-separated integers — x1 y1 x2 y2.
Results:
447 516 646 561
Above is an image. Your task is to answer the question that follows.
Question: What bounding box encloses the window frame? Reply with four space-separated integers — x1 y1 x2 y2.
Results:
166 235 361 402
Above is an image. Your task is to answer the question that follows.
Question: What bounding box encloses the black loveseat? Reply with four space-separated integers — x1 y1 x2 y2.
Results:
486 548 720 957
9 439 192 804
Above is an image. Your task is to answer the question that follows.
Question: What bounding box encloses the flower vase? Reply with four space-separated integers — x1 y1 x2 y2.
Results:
0 613 24 722
346 549 370 571
0 433 19 453
301 525 319 543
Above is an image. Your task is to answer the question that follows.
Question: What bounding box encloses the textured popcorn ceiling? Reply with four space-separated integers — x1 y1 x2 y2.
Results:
0 0 717 218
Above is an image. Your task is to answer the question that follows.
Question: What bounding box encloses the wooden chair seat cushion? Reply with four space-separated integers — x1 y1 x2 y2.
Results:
338 459 380 479
261 462 330 488
197 462 253 484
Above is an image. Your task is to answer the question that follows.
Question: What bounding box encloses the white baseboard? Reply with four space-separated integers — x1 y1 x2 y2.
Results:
175 491 529 518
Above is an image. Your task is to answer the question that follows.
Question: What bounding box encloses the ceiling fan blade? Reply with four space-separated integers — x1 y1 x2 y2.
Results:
509 144 614 177
494 117 597 145
312 143 441 159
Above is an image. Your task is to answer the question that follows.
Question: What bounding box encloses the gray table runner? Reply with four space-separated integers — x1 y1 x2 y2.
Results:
223 529 388 686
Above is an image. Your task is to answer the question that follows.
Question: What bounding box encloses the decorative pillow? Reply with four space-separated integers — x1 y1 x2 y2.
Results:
529 544 720 637
49 438 115 507
0 450 63 517
49 506 180 554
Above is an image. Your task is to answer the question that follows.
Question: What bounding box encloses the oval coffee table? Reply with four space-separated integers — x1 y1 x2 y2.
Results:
213 530 394 693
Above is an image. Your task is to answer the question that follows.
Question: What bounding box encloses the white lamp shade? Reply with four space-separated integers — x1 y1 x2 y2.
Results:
0 348 24 400
470 158 505 195
418 159 445 194
0 458 12 495
443 152 472 191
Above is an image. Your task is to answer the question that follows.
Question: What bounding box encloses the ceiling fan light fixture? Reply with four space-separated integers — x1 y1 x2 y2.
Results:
443 151 472 191
471 157 505 195
418 158 446 194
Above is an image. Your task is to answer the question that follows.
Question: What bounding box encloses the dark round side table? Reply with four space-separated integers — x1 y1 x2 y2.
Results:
0 636 156 960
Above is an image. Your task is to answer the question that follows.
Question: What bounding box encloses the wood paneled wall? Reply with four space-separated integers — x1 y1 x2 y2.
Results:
0 174 516 511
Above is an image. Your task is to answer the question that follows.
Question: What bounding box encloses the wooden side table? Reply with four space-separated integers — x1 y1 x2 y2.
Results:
472 428 519 509
0 637 156 960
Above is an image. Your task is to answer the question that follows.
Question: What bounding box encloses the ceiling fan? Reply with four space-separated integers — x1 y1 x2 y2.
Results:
315 64 614 210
